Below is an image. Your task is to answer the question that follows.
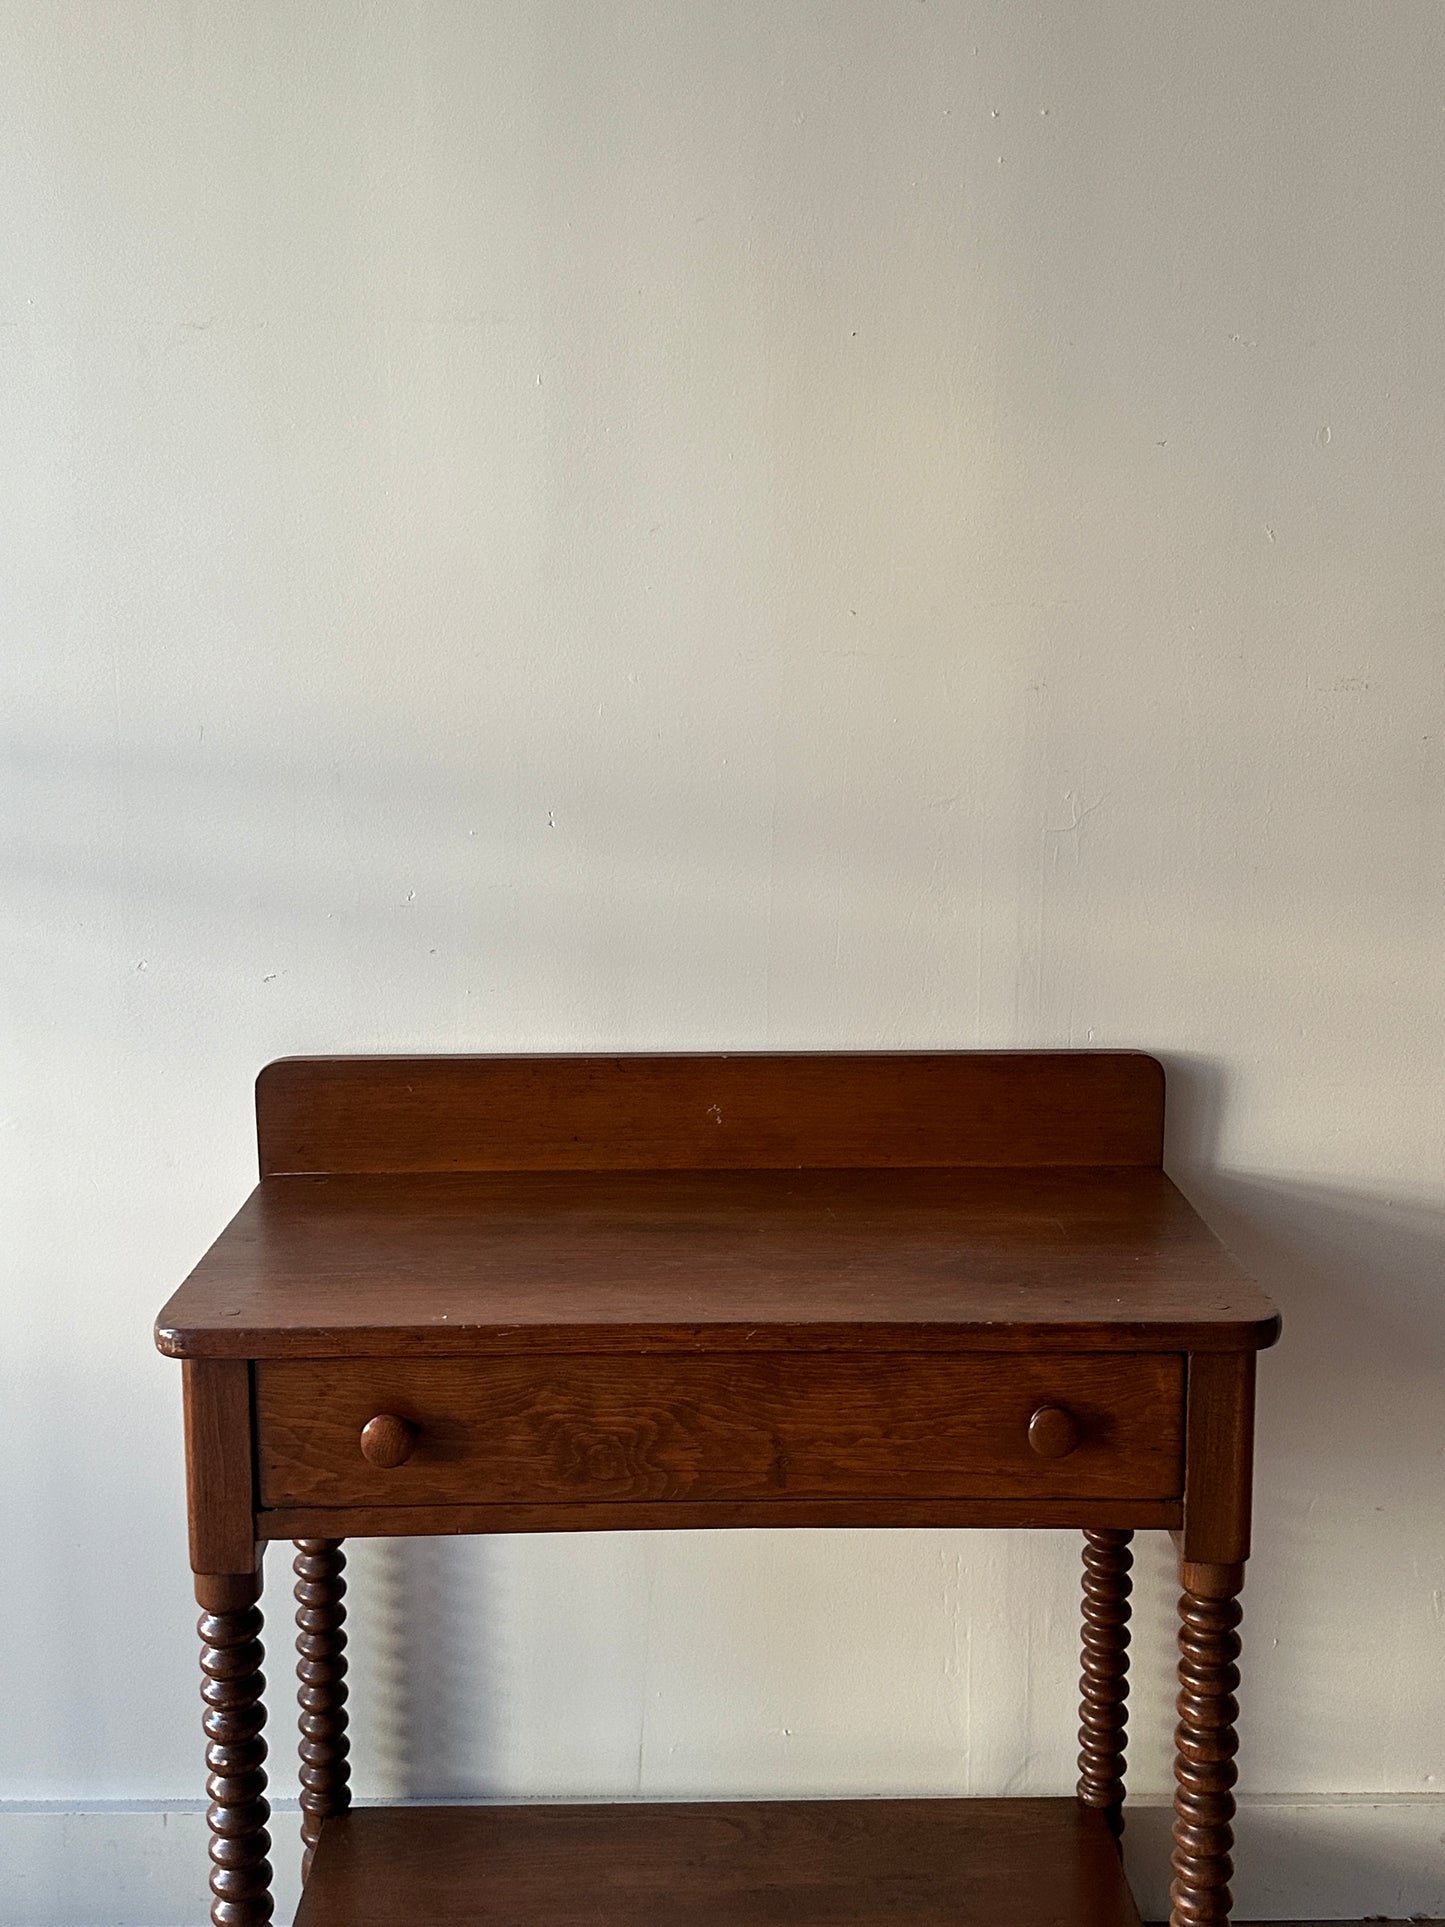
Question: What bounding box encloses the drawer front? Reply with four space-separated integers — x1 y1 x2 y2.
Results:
256 1353 1184 1509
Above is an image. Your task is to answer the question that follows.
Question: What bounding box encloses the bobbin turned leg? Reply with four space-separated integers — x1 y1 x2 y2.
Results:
1076 1527 1133 1837
1169 1559 1245 1927
196 1573 273 1927
294 1539 352 1879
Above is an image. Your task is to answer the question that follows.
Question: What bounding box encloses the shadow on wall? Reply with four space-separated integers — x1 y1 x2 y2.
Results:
353 1536 511 1799
4 719 984 1060
1167 1045 1445 1408
1162 1050 1445 1807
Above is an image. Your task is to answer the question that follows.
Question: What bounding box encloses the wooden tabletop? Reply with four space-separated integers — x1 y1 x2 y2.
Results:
155 1163 1279 1360
156 1053 1279 1361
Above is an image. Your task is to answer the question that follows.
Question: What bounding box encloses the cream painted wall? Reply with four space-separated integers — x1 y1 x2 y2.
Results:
3 3 1444 1921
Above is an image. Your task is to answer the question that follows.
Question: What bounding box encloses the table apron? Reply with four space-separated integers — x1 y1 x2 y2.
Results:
256 1495 1183 1539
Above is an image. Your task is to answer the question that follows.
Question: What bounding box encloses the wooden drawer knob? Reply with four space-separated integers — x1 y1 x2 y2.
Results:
359 1413 418 1468
1027 1404 1082 1459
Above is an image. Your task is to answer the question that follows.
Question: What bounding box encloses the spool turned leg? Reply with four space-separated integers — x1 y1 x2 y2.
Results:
1076 1527 1134 1837
197 1578 273 1927
1170 1560 1245 1927
294 1539 352 1879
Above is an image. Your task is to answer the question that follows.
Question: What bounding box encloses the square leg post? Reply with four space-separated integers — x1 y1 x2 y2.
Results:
1171 1351 1257 1927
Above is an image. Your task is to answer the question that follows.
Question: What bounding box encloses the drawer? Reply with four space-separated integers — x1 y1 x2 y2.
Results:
255 1353 1184 1509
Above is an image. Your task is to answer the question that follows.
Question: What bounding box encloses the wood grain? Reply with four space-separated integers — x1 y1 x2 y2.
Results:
357 1415 415 1469
153 1050 1280 1927
255 1352 1184 1508
1180 1352 1257 1564
156 1166 1280 1362
183 1359 258 1577
257 1050 1166 1176
292 1798 1142 1927
257 1495 1183 1539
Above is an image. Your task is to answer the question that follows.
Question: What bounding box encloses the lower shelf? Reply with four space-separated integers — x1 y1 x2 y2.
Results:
293 1796 1142 1927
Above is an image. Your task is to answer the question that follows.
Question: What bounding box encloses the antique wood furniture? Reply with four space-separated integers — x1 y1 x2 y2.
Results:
155 1051 1279 1927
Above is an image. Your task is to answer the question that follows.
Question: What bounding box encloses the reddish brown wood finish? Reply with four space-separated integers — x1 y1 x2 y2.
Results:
257 1495 1183 1539
155 1167 1279 1363
183 1360 258 1578
1170 1561 1246 1927
1029 1404 1084 1459
357 1415 415 1469
198 1594 273 1927
156 1052 1277 1927
293 1541 350 1881
1181 1353 1258 1564
292 1798 1143 1927
1077 1528 1134 1835
255 1353 1184 1509
257 1051 1166 1176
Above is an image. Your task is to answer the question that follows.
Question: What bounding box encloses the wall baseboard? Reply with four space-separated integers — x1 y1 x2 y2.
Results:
2 1793 1441 1926
1120 1794 1445 1922
0 1803 305 1927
